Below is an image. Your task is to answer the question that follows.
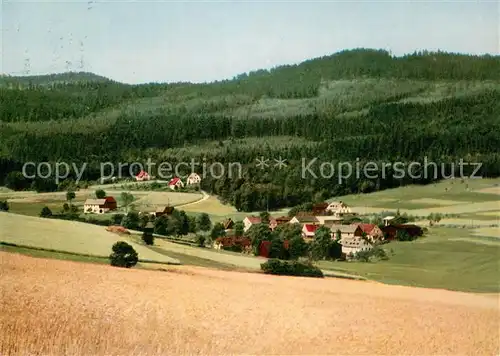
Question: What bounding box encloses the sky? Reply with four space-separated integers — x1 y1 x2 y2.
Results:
1 0 499 84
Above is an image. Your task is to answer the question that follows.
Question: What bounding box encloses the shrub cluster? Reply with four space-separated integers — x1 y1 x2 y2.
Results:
260 259 324 278
109 241 138 268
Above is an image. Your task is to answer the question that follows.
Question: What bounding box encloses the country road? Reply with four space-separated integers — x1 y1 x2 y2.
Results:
174 190 209 208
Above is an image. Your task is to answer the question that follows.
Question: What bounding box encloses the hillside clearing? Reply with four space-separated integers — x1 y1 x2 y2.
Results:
0 212 179 264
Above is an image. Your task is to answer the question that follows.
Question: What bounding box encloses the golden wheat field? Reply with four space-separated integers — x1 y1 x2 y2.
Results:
1 252 499 355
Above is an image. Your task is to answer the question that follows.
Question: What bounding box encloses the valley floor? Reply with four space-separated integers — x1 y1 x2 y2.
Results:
1 252 498 355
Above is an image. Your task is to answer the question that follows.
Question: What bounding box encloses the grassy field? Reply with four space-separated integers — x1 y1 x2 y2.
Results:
336 178 500 227
318 226 500 293
2 252 498 355
0 212 179 264
182 195 289 222
1 187 202 217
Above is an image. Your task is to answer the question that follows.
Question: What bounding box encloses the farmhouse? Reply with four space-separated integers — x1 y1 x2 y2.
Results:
340 236 373 257
329 224 363 239
168 177 184 190
315 215 343 226
223 218 234 231
289 215 319 225
302 224 318 239
84 197 117 214
213 236 251 252
356 223 384 242
382 224 423 240
326 201 351 215
155 206 174 217
269 216 291 230
243 216 261 232
312 202 329 215
383 216 396 226
186 173 201 185
135 170 151 181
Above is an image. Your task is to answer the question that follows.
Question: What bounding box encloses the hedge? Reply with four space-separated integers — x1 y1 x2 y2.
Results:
260 259 324 278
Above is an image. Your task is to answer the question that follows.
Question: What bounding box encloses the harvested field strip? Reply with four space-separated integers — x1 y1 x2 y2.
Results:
0 242 179 265
1 253 498 355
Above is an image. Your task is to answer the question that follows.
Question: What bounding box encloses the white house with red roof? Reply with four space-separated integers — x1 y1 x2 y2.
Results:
302 224 318 239
168 177 184 190
355 223 384 242
135 170 151 181
243 216 262 232
186 172 202 186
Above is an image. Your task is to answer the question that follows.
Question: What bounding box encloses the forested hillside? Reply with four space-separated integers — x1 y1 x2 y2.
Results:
1 49 500 211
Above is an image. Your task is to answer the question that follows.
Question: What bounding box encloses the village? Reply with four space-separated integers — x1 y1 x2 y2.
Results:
81 170 424 260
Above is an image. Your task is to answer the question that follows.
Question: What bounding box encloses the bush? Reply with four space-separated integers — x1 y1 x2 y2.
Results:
39 206 53 218
142 231 154 245
0 200 9 211
352 246 389 262
261 259 323 278
95 189 106 199
109 241 138 268
195 234 206 247
112 214 125 225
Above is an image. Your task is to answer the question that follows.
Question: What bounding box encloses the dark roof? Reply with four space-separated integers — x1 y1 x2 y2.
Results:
312 202 329 210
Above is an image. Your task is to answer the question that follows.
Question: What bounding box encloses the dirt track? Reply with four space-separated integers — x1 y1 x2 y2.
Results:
1 252 498 355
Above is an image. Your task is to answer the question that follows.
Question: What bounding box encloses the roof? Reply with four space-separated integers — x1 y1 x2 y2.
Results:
340 236 371 246
145 222 154 229
84 199 106 205
312 202 329 210
104 196 116 203
357 223 377 235
328 201 345 206
275 216 291 222
303 224 318 233
292 215 319 223
330 224 359 234
136 170 150 178
188 172 200 178
223 218 234 229
168 177 181 185
245 216 261 224
383 216 396 220
214 236 251 247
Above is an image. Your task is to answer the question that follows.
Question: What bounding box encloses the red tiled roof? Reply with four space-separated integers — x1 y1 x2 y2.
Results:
104 196 116 203
215 236 251 247
136 170 150 178
246 216 261 224
168 177 181 185
303 224 318 233
357 223 377 234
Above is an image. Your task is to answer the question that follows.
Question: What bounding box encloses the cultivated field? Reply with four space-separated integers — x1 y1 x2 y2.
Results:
181 195 289 222
337 178 500 228
1 253 498 355
0 212 179 264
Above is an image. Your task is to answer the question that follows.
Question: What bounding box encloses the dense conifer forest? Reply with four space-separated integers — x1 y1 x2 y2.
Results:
1 49 499 211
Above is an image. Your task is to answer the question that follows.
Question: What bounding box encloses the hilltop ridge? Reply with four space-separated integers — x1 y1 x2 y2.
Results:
1 48 499 211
